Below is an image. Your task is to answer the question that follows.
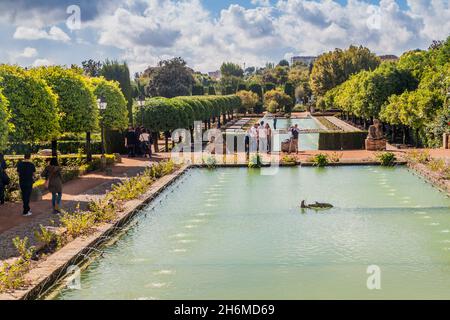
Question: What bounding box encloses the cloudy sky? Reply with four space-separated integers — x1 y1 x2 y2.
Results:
0 0 448 74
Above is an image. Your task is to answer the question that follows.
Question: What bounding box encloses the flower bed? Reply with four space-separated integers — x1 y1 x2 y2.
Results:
3 154 118 202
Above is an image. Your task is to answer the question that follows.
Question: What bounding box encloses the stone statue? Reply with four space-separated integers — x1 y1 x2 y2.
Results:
368 119 384 140
366 119 387 151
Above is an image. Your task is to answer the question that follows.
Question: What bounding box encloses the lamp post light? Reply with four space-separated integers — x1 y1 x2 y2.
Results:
97 96 107 168
137 95 145 126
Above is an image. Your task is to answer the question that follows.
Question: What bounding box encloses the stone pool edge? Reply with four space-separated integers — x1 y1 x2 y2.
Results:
407 162 450 196
0 165 190 301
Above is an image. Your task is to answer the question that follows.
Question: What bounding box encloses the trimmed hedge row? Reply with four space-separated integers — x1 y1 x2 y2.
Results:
318 131 368 150
137 95 241 132
5 141 103 155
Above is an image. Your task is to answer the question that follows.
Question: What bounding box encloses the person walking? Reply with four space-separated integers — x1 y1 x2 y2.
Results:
17 153 36 216
0 153 8 205
125 126 137 158
288 124 301 154
42 157 63 214
139 129 152 159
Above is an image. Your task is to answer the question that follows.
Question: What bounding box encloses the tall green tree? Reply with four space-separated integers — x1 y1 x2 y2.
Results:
101 60 133 124
32 66 98 157
146 57 195 99
220 62 244 78
310 45 380 97
91 77 129 130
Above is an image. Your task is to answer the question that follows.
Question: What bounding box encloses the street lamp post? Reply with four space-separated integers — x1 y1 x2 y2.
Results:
97 96 107 168
137 96 145 126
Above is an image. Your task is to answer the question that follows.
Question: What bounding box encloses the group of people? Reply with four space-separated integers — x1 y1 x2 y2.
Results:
245 121 273 154
244 120 301 154
0 153 63 217
125 126 154 158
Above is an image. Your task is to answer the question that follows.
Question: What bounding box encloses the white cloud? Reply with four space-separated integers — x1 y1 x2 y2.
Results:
32 58 54 67
20 47 38 58
251 0 271 6
13 26 71 42
4 0 450 74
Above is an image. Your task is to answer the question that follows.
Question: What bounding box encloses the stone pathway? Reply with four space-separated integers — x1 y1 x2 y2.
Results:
0 155 168 261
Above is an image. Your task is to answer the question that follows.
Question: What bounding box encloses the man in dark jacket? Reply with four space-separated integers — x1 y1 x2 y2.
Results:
17 153 36 216
125 126 137 158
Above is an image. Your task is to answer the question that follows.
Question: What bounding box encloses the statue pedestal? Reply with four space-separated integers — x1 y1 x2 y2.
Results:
366 139 387 151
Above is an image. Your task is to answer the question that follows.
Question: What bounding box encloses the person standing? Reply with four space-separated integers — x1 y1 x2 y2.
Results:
139 129 152 159
42 157 63 214
249 123 259 154
273 117 277 130
125 126 137 158
17 153 36 216
289 124 301 154
265 123 272 154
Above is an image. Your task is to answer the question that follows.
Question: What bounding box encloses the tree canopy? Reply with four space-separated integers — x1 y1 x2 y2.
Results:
0 65 60 142
0 89 10 150
101 60 133 124
31 66 98 133
146 57 195 98
310 45 380 97
91 77 129 130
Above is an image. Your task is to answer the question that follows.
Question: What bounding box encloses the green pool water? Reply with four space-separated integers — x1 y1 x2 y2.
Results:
50 167 450 300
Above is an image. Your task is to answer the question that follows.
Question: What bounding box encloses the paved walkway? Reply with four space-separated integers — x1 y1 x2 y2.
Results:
0 155 168 261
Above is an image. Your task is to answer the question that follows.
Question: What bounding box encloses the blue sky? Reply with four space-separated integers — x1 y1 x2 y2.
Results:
0 0 448 74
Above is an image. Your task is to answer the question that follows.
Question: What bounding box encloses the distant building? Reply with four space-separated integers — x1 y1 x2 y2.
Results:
379 55 399 62
290 56 316 66
208 70 221 80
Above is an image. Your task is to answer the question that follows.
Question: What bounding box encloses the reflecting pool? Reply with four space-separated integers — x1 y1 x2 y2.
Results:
50 167 450 300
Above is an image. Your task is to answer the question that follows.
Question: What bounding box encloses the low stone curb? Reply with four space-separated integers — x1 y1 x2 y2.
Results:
0 165 189 301
407 162 450 196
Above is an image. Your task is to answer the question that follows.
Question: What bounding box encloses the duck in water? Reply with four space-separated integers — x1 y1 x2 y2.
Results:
301 200 333 210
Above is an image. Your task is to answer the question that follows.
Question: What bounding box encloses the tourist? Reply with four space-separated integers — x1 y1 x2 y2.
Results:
0 153 7 205
42 157 63 214
139 129 152 159
258 122 268 153
273 117 277 130
245 127 250 154
0 153 6 171
265 123 272 153
135 127 143 156
125 126 137 158
17 153 36 217
289 124 301 154
249 123 259 154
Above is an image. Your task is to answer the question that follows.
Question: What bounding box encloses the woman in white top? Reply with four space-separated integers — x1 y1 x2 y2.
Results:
139 129 152 158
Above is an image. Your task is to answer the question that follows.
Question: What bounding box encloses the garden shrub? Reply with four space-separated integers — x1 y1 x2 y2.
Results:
377 152 396 166
312 153 329 167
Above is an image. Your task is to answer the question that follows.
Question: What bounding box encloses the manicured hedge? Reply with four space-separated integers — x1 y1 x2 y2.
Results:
5 141 103 155
137 95 241 131
318 131 368 150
